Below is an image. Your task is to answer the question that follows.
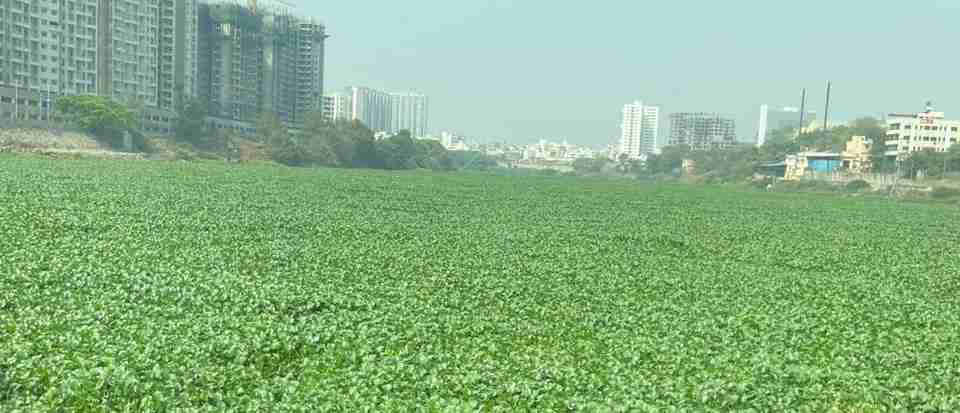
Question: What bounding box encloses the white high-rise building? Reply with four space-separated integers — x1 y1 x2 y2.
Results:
343 86 392 132
333 87 429 136
390 92 429 138
619 101 660 159
323 93 349 122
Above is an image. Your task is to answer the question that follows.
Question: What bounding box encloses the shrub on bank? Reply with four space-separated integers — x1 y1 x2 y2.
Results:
931 186 960 200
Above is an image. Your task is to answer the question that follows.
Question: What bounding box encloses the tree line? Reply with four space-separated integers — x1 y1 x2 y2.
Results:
53 95 499 172
50 96 960 180
248 110 498 171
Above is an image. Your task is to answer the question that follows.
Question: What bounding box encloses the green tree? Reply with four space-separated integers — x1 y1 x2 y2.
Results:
375 131 419 170
126 96 146 130
300 112 343 166
764 127 797 146
56 95 136 149
903 149 947 179
447 150 498 171
256 112 286 148
414 139 452 170
175 98 211 148
850 117 886 140
256 112 304 166
948 145 960 175
572 157 607 175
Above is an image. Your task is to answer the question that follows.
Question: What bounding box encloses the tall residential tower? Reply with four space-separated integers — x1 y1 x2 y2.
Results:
0 0 198 131
619 101 660 159
329 87 430 137
390 92 429 137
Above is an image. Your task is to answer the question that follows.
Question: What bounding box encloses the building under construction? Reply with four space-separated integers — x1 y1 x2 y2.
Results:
668 113 738 151
198 0 327 127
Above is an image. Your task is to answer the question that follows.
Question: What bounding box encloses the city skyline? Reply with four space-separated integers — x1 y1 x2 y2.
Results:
294 0 959 145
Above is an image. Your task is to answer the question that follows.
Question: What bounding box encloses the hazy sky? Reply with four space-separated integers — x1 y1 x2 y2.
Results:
293 0 960 146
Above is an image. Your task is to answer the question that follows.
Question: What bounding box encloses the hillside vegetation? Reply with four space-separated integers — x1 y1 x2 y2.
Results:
1 158 959 411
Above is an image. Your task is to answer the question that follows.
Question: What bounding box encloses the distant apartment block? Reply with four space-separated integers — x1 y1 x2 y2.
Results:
756 105 817 146
390 93 429 138
197 1 327 127
329 87 430 137
0 0 200 132
619 101 660 159
440 131 466 150
669 113 737 150
322 93 349 122
0 0 99 123
885 109 960 160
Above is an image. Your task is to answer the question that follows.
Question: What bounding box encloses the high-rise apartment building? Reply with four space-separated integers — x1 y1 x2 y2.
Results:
0 0 197 130
294 21 326 120
0 0 100 122
390 93 428 137
328 88 430 136
343 86 392 133
197 1 327 126
158 0 199 111
756 105 817 146
885 109 960 161
669 113 737 150
1 0 325 133
322 92 348 122
619 101 660 159
97 0 198 111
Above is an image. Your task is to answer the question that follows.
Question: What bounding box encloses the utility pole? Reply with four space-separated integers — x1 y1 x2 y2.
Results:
798 88 807 138
823 81 832 131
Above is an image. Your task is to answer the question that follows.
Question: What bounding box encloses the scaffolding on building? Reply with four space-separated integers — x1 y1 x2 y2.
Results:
198 0 326 127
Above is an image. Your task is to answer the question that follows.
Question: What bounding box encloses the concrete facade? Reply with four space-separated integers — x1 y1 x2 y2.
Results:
0 0 99 123
322 92 348 122
669 112 737 150
345 86 392 133
619 101 659 159
885 110 960 160
841 136 873 173
0 0 197 132
390 93 429 138
196 1 327 126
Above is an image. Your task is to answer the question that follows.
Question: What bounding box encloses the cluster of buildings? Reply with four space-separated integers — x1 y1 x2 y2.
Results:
323 87 429 138
0 1 429 137
516 139 595 162
617 101 739 160
423 133 600 168
758 104 960 181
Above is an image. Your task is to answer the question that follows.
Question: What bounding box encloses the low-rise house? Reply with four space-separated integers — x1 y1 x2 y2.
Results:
841 136 873 173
